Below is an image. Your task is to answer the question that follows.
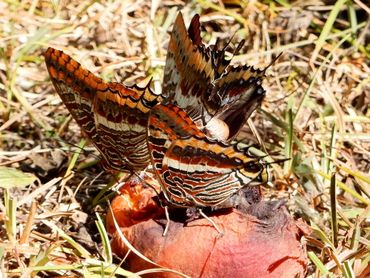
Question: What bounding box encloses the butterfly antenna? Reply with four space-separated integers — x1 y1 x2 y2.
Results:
214 37 221 51
231 39 245 59
221 32 235 52
219 34 245 62
262 52 283 74
265 157 291 166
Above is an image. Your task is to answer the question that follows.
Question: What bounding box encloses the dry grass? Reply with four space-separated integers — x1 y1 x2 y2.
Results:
0 0 369 277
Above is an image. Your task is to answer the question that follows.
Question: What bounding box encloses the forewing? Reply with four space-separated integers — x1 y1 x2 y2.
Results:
162 12 216 128
44 47 162 172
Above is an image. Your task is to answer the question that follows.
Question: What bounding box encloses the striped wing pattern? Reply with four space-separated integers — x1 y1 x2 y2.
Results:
44 48 163 172
163 12 267 141
148 104 266 207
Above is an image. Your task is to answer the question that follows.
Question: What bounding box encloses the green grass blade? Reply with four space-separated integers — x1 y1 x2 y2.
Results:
4 190 16 243
311 0 348 61
316 170 370 205
342 260 355 278
283 109 293 174
308 251 330 276
330 173 338 247
95 213 112 264
42 219 91 258
196 0 246 24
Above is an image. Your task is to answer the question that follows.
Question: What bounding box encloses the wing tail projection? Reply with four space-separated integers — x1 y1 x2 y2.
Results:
44 47 163 172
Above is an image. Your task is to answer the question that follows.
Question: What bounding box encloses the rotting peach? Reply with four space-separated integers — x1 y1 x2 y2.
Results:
107 174 310 278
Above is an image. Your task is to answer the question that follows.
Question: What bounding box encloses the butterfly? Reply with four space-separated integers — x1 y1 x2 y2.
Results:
45 12 270 208
44 47 163 172
148 13 269 207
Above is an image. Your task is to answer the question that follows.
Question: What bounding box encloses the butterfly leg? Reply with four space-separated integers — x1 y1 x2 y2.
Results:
163 206 170 236
198 209 224 237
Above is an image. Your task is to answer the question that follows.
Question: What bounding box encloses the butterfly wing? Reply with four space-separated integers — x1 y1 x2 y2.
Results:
44 47 162 172
148 104 267 207
163 12 268 141
162 12 216 128
207 66 267 140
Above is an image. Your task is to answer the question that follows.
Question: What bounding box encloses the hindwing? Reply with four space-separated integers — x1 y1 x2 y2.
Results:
148 104 267 207
163 12 268 141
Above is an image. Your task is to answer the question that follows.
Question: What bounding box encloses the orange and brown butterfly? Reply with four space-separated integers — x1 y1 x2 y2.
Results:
44 12 270 208
44 48 163 172
147 12 270 207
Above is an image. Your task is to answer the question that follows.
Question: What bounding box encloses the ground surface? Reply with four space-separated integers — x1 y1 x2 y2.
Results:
0 0 369 277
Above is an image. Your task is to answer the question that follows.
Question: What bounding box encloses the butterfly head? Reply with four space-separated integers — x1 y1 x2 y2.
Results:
243 159 271 187
258 161 271 185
